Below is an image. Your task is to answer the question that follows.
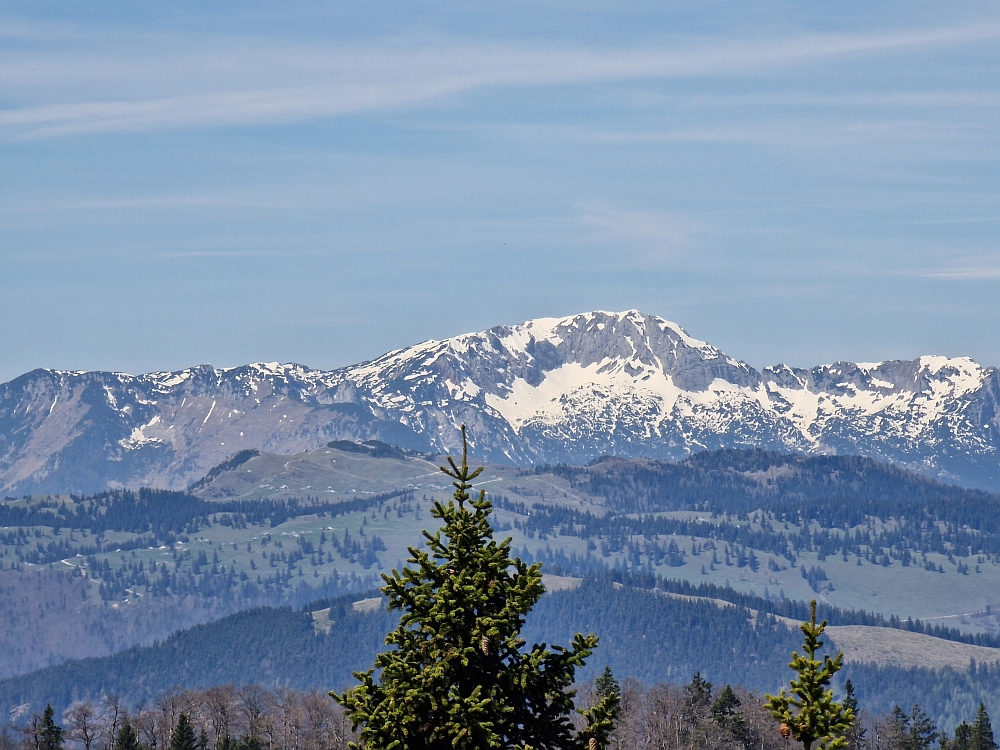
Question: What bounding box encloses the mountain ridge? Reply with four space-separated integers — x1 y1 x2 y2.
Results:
3 309 999 494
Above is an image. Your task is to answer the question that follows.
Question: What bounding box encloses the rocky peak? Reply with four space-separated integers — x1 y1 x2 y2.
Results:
0 311 998 494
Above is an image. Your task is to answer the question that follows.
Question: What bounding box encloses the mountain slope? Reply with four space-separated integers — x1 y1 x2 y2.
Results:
3 579 1000 731
3 310 999 495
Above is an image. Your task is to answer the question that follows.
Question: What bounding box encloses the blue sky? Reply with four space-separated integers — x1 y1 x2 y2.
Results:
2 2 1000 381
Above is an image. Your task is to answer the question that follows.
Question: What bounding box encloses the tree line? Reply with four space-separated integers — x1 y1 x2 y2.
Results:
3 673 995 750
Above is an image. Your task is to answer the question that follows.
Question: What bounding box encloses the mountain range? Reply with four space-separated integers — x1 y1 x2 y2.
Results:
3 309 999 495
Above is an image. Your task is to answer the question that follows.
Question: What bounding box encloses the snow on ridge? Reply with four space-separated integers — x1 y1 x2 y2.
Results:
918 355 980 374
653 317 712 351
119 415 166 449
485 359 684 430
12 313 999 451
520 316 568 346
150 371 193 389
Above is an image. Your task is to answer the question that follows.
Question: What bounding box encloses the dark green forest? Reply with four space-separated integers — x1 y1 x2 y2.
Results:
3 575 999 732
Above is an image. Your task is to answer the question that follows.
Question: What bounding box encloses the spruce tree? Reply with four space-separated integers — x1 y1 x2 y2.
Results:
842 681 865 750
765 600 854 750
594 667 621 707
683 672 713 725
334 426 619 749
171 714 197 750
955 722 974 750
711 685 750 746
592 667 622 746
113 722 140 750
40 705 63 750
842 681 858 715
907 704 939 750
972 704 996 750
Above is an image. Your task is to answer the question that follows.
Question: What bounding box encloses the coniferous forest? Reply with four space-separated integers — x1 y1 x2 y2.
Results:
1 447 1000 747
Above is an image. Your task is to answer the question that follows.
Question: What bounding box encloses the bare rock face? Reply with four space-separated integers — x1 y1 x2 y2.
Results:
2 310 999 495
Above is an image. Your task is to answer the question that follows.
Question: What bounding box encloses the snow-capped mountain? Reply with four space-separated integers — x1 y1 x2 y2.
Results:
2 310 999 495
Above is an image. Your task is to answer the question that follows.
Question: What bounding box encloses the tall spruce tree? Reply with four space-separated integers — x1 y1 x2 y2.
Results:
842 681 865 750
765 600 854 750
334 426 619 750
972 704 996 750
907 704 939 750
40 705 63 750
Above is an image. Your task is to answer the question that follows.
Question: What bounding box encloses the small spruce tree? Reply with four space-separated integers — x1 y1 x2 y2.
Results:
765 600 854 750
170 714 197 750
842 681 866 750
591 667 622 747
334 426 619 749
594 667 621 707
683 672 713 724
711 685 750 746
955 722 975 750
113 722 140 750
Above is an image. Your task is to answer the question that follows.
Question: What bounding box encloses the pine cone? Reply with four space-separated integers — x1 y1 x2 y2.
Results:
588 738 598 750
779 724 791 739
480 635 490 655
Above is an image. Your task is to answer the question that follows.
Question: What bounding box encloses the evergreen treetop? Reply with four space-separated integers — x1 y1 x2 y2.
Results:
595 667 621 705
334 426 619 749
765 600 854 750
972 703 997 750
170 714 197 750
40 705 63 750
113 721 139 750
954 721 974 750
711 685 750 745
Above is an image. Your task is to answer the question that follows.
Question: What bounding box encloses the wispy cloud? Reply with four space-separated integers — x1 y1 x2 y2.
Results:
578 204 703 265
642 90 1000 110
919 265 1000 280
2 22 1000 139
901 248 1000 280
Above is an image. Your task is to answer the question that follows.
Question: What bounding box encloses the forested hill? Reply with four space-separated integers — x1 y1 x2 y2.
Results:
545 448 1000 518
5 577 1000 731
5 445 1000 681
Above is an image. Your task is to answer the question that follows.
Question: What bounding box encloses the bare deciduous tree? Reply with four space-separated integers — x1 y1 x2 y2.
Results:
63 702 103 750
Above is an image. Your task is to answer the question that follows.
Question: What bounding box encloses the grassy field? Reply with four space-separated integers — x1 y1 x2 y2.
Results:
826 625 1000 669
6 489 998 633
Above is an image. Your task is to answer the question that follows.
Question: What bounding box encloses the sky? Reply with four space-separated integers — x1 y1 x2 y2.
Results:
2 2 1000 382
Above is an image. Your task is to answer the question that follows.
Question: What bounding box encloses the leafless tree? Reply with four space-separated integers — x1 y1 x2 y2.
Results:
134 708 160 750
155 689 186 750
21 714 42 750
272 688 304 750
203 686 238 746
238 685 270 743
63 702 103 750
100 695 126 750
